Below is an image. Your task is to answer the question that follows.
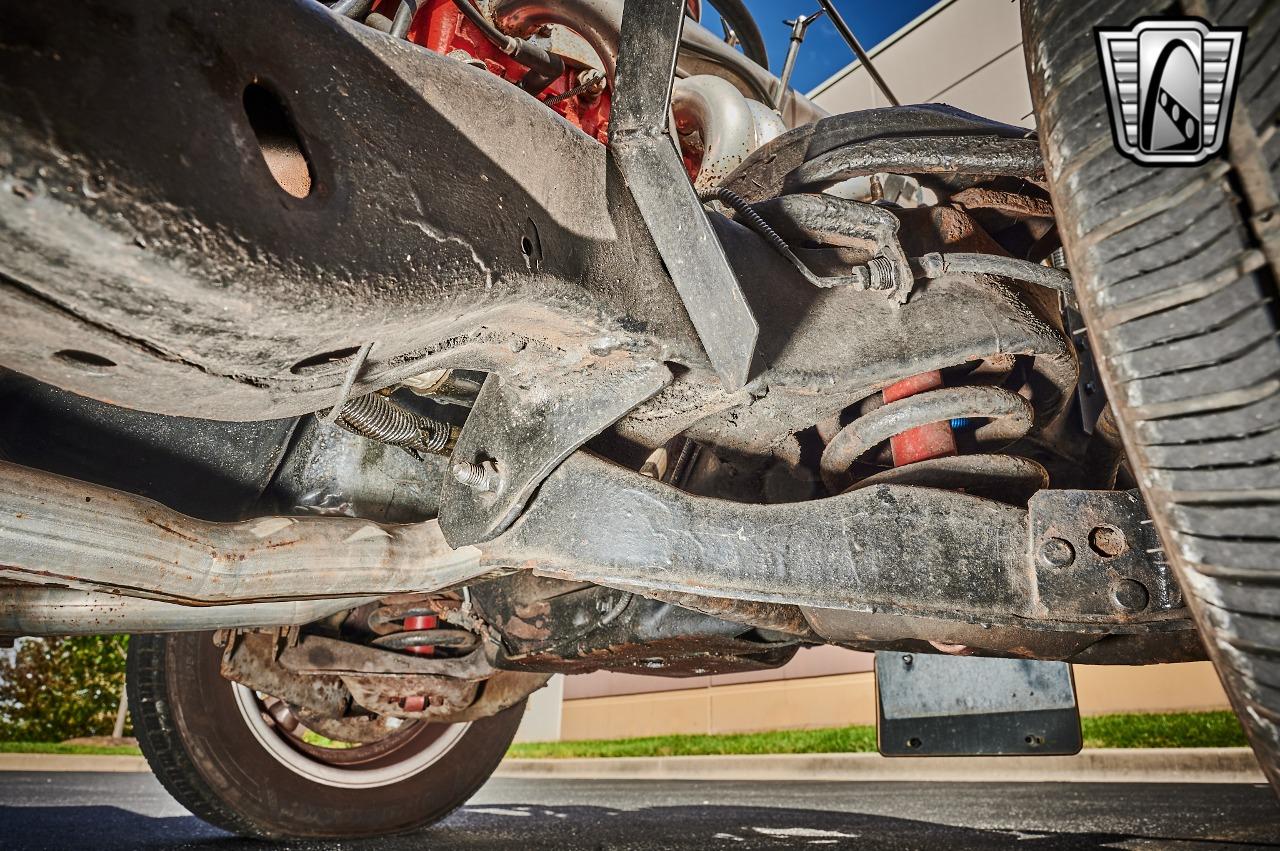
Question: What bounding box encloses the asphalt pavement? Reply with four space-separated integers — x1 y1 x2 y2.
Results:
0 771 1276 850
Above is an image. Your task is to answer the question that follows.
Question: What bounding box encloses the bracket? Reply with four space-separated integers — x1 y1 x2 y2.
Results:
609 0 759 390
438 355 671 546
1028 489 1184 622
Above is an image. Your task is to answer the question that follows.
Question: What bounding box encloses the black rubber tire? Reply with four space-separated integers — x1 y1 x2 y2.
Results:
1022 0 1280 791
127 631 525 839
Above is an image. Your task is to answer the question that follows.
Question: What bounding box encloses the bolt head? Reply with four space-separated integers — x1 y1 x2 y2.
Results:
1088 525 1128 558
1109 578 1149 613
1039 537 1075 569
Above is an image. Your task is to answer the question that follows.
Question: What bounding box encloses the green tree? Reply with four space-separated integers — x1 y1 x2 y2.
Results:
0 636 129 741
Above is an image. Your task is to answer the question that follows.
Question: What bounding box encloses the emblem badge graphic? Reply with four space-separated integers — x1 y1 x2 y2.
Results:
1095 18 1245 166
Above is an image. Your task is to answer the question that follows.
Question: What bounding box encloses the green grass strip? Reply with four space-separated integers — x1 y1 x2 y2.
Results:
0 742 142 756
0 711 1247 760
1081 710 1247 749
506 711 1247 759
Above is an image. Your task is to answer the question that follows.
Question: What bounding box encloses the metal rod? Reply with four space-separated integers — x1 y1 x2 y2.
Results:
322 340 373 425
776 10 825 108
112 681 128 738
816 0 900 106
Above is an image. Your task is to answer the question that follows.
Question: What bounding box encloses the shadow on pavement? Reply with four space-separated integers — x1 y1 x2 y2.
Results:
1 801 1271 851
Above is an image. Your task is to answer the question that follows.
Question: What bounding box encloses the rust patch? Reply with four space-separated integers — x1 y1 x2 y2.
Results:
144 517 203 546
513 600 551 620
503 615 551 641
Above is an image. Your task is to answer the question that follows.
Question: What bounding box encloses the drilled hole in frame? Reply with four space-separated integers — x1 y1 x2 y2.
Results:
243 82 313 198
521 218 543 272
290 346 361 375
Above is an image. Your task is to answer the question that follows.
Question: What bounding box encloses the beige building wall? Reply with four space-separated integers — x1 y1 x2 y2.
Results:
808 0 1034 129
559 662 1231 741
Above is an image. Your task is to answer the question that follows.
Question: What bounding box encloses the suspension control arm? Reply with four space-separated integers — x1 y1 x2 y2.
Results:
487 452 1190 635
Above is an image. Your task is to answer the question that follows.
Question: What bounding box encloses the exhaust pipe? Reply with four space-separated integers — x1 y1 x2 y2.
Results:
0 460 488 611
0 585 375 636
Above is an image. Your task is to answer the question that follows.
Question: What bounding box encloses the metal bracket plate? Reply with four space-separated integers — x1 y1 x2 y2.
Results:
1028 489 1184 622
439 357 671 546
875 651 1082 756
609 0 758 390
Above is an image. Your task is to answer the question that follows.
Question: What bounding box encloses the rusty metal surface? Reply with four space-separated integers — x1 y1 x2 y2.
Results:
0 443 1193 660
0 0 695 422
429 670 551 723
0 7 1078 566
485 451 1194 647
470 574 805 676
802 607 1205 664
221 630 352 719
0 585 376 636
220 627 540 724
340 673 479 719
0 458 489 604
438 355 671 546
289 706 415 746
1027 489 1184 623
279 635 496 681
616 587 815 637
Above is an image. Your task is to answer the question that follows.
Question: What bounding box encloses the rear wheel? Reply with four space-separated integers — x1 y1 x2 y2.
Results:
1023 0 1280 790
127 631 524 839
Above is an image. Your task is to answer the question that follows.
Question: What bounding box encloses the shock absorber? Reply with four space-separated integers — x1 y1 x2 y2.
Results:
818 359 1050 504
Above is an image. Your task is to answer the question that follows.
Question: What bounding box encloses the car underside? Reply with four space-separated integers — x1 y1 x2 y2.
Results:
1 0 1278 839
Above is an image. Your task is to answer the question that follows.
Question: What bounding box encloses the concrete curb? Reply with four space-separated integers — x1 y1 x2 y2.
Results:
0 753 150 773
494 748 1265 784
0 748 1263 783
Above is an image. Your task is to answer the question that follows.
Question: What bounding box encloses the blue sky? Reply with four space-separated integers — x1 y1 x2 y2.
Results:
706 0 938 93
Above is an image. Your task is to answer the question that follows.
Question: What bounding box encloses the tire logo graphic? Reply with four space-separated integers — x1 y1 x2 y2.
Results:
1095 18 1245 166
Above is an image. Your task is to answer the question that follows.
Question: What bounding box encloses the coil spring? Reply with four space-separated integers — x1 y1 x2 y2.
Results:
368 601 480 657
818 364 1050 504
329 393 456 456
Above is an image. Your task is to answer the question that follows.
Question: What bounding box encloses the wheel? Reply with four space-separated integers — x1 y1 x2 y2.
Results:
1022 0 1280 790
126 631 524 839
